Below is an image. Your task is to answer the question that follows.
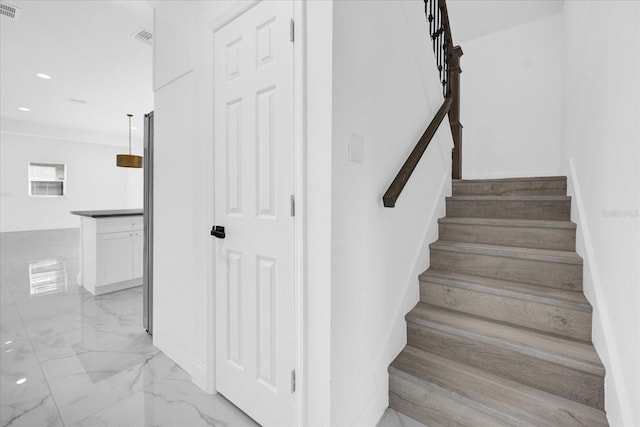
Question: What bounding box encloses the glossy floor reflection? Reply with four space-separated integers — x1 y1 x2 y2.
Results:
0 229 259 427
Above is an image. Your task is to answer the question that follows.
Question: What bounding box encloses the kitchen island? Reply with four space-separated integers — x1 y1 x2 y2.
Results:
71 209 143 295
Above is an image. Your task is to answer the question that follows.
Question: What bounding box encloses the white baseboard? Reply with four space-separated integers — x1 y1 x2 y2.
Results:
191 358 214 394
154 337 193 377
567 159 631 426
353 166 451 427
93 278 142 296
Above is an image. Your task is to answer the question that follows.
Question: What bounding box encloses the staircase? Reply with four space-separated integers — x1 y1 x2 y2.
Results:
389 176 609 426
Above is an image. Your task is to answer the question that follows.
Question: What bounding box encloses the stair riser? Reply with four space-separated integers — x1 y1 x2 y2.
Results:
446 199 571 220
439 223 576 251
389 372 512 427
453 179 567 196
407 324 604 409
420 281 592 341
430 249 583 291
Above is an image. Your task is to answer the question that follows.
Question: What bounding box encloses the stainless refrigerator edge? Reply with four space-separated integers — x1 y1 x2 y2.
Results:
143 111 154 335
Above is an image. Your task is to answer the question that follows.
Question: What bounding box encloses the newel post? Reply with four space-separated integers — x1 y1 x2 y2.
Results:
448 45 463 179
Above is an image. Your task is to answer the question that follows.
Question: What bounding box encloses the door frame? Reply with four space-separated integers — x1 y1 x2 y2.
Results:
205 1 306 424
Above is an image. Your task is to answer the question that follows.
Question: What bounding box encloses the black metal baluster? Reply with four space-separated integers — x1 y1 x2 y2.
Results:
426 0 431 49
443 44 448 97
430 0 436 55
440 2 447 97
434 1 439 79
425 0 453 98
442 18 448 97
437 2 443 90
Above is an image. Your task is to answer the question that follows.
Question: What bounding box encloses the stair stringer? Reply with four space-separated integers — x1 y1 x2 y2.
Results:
566 159 631 427
355 167 451 426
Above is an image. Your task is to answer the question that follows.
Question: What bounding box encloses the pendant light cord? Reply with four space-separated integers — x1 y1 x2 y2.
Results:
127 114 133 155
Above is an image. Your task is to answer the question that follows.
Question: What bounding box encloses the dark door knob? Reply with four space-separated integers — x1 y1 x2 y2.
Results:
211 226 225 239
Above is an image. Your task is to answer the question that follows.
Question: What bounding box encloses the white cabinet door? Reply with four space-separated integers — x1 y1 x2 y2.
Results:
132 231 144 279
97 231 134 286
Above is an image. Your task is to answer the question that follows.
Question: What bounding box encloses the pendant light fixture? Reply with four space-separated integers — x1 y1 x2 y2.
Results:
116 114 143 168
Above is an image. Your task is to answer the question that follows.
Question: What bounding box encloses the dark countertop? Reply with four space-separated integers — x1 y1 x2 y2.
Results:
70 209 143 218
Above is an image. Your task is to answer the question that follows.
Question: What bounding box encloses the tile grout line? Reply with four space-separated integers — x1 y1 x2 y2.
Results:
9 281 68 427
68 350 164 427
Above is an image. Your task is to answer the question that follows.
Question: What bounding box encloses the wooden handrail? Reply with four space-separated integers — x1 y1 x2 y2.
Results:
437 0 464 180
383 0 463 207
448 45 463 179
383 97 453 208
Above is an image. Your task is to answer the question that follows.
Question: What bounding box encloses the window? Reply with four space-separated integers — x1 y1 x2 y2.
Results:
29 163 66 196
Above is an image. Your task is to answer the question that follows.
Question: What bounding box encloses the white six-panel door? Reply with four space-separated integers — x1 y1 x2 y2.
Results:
213 1 295 425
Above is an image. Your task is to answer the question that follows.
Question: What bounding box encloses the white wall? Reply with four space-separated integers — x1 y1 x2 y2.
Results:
152 2 451 426
330 1 452 425
459 14 564 179
447 0 562 44
151 0 240 389
562 2 640 426
304 0 334 424
152 1 196 92
152 70 197 374
152 0 203 379
0 129 143 232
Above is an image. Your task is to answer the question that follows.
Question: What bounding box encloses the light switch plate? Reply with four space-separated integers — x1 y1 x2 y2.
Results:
349 132 364 163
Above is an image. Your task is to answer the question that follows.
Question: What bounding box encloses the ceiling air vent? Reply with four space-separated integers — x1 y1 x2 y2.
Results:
0 2 19 19
132 28 153 46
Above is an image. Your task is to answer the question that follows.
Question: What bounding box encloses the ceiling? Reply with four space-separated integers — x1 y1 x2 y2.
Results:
447 0 564 43
0 0 563 147
0 0 153 146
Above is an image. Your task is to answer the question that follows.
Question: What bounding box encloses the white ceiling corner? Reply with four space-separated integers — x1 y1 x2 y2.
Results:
446 0 564 43
0 0 154 146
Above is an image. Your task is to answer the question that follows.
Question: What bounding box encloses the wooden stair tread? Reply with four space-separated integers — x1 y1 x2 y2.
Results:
420 270 591 312
453 176 567 184
430 240 582 265
391 176 607 425
447 195 571 202
438 217 576 229
390 346 608 427
406 303 604 375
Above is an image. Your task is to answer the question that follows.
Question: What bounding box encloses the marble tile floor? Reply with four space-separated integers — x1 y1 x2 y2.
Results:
0 229 259 427
1 229 425 427
376 409 426 427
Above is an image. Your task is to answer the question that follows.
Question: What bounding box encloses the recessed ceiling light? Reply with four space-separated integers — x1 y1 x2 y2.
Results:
18 107 30 112
16 378 26 385
131 126 138 130
36 73 51 79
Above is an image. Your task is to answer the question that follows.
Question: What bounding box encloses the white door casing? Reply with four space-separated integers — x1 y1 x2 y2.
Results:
213 1 295 425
